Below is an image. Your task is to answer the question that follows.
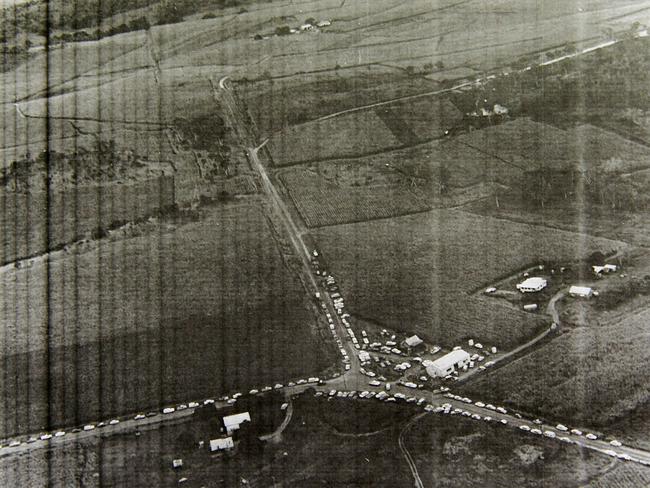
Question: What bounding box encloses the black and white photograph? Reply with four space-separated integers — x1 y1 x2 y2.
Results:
1 0 650 486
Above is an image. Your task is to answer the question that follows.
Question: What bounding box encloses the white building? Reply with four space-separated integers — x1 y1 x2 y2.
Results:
223 412 251 435
569 286 593 298
209 437 234 452
404 335 424 348
516 277 547 293
358 350 371 362
426 349 471 378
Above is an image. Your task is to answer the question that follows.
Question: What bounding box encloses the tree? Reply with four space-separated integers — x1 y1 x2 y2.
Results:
305 17 316 25
435 60 444 70
275 25 291 36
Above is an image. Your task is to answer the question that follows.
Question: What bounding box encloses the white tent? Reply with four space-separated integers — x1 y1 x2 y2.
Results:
426 350 470 378
223 412 251 435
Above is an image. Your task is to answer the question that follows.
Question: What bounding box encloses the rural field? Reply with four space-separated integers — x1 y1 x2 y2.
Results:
461 306 650 430
311 209 626 348
0 392 630 487
0 202 334 439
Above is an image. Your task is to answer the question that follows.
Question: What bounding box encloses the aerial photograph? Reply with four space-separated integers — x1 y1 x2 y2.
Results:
1 0 650 486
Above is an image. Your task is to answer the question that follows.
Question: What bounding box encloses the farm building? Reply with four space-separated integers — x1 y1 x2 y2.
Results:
516 277 547 293
404 335 424 349
593 264 617 275
569 286 593 298
223 412 251 435
426 349 470 378
209 437 234 452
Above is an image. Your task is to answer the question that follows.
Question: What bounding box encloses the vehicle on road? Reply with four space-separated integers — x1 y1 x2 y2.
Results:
83 424 95 431
369 380 381 387
109 419 119 426
55 431 66 437
134 414 146 420
586 433 598 440
571 429 582 436
610 440 622 447
163 407 175 414
519 425 531 431
556 424 568 431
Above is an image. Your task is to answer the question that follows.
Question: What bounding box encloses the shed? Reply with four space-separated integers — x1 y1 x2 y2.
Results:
209 437 234 452
404 335 424 348
516 277 547 293
172 459 183 469
426 349 470 378
569 286 593 298
223 412 251 435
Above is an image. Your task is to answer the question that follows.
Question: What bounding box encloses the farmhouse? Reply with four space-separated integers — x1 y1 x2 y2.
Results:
516 277 547 293
404 335 424 349
569 286 593 298
210 437 234 452
426 349 470 378
223 412 251 435
593 264 617 275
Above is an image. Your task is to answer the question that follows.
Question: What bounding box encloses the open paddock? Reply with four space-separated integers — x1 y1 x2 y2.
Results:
0 203 332 439
310 209 626 347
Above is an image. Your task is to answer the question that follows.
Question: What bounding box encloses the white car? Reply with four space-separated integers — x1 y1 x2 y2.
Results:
227 399 237 405
586 433 598 440
519 425 531 431
8 440 21 447
203 399 215 405
40 434 52 441
134 414 146 420
496 407 507 414
500 419 508 425
617 453 632 461
486 404 496 411
604 449 617 457
471 414 481 420
544 431 556 438
559 437 572 444
249 389 259 395
274 384 284 390
531 429 542 435
609 440 622 447
109 419 119 426
188 402 199 408
83 424 95 431
483 416 493 422
556 424 568 431
369 380 381 387
475 402 485 408
177 404 188 410
163 407 175 414
232 393 242 399
261 386 272 392
55 431 66 437
570 429 582 436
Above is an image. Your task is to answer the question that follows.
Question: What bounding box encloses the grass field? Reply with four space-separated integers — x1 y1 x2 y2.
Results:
0 203 333 439
461 306 650 429
279 169 430 227
267 110 401 165
310 209 626 348
588 464 650 488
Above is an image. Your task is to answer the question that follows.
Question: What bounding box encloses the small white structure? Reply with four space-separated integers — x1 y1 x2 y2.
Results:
569 286 593 298
523 303 538 311
223 412 251 435
317 20 332 27
426 349 471 378
358 351 371 362
594 264 617 275
516 277 547 293
494 103 509 115
209 437 234 452
404 335 424 348
172 459 183 469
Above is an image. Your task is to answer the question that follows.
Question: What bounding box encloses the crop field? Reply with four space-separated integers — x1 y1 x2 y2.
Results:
0 176 175 265
240 67 439 136
280 169 430 227
311 209 626 348
374 97 462 145
461 307 650 428
0 203 333 439
267 110 400 166
455 118 650 174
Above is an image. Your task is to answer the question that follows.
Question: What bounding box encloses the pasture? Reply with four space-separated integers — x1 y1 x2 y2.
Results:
0 203 333 439
311 209 626 348
461 307 650 429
